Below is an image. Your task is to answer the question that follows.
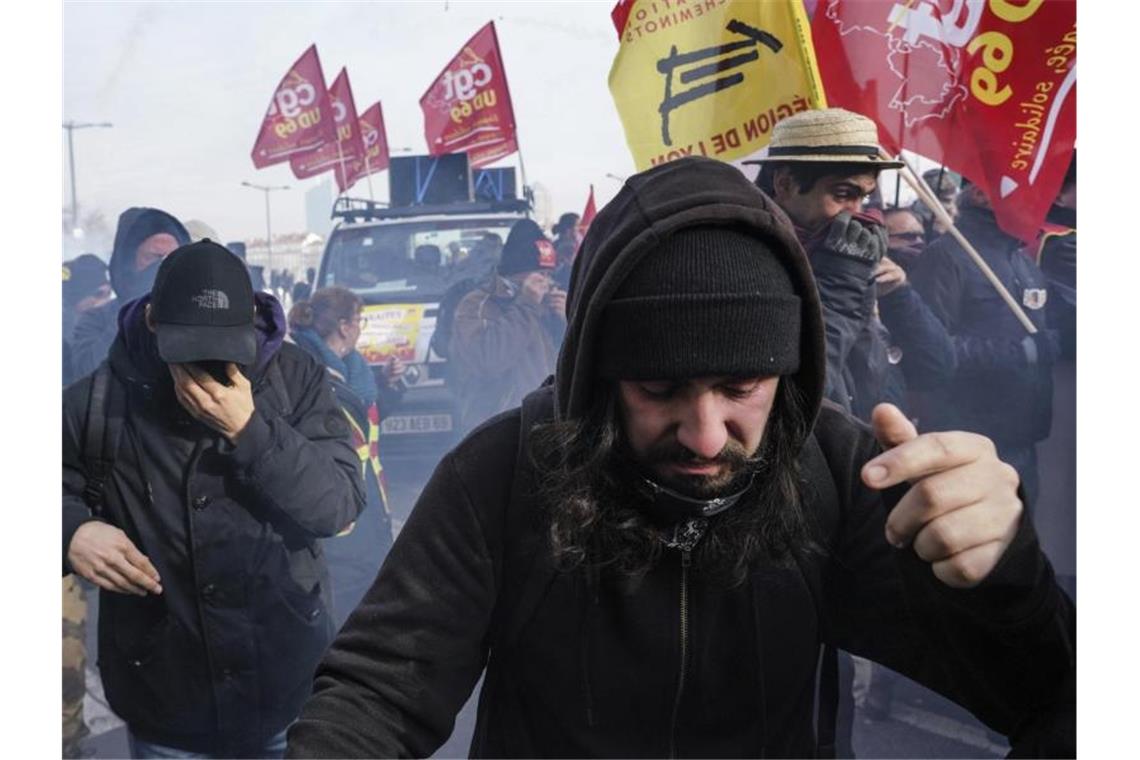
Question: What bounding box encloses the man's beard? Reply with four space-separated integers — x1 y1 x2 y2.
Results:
634 435 767 499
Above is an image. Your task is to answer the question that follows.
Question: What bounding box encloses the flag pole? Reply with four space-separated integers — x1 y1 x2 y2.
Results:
516 145 529 204
364 151 375 200
886 151 1037 335
335 138 347 197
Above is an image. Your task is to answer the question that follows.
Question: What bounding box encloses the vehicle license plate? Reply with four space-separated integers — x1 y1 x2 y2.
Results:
380 414 454 435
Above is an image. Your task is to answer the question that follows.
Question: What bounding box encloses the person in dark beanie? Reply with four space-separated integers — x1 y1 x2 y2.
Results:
63 254 111 339
70 207 192 381
63 254 113 386
911 167 962 243
448 217 566 433
62 240 364 758
286 157 1074 759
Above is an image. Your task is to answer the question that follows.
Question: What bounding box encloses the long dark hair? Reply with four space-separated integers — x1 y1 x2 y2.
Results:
529 377 819 588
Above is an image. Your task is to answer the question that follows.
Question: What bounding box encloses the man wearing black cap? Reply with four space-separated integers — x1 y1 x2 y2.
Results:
287 157 1074 758
62 240 364 758
449 217 567 433
70 207 192 380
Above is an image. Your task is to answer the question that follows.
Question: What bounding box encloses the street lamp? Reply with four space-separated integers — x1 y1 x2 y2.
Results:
241 181 290 273
63 121 113 231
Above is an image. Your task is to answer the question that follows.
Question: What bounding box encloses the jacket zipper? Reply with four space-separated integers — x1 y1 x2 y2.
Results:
668 548 691 759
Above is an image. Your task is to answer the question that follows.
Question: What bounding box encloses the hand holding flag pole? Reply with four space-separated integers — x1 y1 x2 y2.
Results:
884 150 1037 335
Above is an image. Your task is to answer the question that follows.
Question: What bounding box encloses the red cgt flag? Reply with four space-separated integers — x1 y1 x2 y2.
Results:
343 101 391 191
420 21 518 168
251 44 337 169
290 68 366 192
811 0 1076 242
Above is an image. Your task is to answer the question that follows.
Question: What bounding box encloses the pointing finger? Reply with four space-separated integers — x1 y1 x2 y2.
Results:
870 403 917 451
863 430 991 491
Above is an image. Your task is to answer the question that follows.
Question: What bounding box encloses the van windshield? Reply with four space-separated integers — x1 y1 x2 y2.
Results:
321 219 518 299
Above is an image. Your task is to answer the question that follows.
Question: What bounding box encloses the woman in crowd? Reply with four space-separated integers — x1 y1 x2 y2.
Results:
288 286 404 626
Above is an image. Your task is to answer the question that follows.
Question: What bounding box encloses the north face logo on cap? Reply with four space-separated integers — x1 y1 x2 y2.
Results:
192 289 230 310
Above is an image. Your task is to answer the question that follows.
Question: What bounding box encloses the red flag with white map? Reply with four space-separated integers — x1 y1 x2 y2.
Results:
811 0 1075 242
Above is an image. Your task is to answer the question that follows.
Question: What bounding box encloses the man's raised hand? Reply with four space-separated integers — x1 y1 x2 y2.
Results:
170 362 255 443
68 522 163 596
860 403 1023 588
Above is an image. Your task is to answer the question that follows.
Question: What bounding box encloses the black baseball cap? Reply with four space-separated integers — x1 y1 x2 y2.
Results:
150 239 257 365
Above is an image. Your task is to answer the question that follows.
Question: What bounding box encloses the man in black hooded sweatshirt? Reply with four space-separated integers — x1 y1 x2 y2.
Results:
286 157 1075 759
69 207 191 381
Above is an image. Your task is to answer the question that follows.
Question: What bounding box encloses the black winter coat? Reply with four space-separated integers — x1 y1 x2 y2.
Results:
62 319 363 754
287 388 1074 758
910 206 1055 447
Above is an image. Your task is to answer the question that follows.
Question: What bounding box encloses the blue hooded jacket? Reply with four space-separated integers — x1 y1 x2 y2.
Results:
68 208 190 382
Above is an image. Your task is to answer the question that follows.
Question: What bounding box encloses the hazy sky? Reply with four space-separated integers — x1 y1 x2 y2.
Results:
63 1 636 250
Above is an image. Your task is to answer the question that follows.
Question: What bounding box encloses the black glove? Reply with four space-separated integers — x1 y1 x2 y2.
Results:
820 212 888 264
1021 329 1061 366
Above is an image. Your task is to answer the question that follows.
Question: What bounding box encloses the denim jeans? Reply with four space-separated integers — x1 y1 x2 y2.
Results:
127 728 289 759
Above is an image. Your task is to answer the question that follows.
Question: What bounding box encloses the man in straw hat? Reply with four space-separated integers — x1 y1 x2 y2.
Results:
749 108 956 424
287 157 1074 758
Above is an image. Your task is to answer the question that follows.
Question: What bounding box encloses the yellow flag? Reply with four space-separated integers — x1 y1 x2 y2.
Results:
608 0 826 170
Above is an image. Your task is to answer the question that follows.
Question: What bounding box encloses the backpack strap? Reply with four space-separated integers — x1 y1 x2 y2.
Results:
489 382 558 652
82 362 126 516
470 384 557 756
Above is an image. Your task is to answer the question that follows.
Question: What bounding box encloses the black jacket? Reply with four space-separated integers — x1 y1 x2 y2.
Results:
877 284 957 394
69 208 190 381
62 296 363 754
287 158 1075 758
1038 226 1076 361
802 231 956 421
910 206 1055 447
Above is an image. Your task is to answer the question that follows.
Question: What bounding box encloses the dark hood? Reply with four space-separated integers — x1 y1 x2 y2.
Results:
112 291 288 384
557 156 827 437
109 207 191 302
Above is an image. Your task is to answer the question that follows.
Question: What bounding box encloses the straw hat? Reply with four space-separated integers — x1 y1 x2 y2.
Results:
743 108 903 168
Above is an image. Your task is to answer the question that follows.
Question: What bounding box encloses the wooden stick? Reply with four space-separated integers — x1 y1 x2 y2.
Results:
888 152 1037 335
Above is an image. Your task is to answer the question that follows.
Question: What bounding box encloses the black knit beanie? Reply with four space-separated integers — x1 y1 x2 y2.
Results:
498 218 557 276
62 253 110 308
597 226 801 380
